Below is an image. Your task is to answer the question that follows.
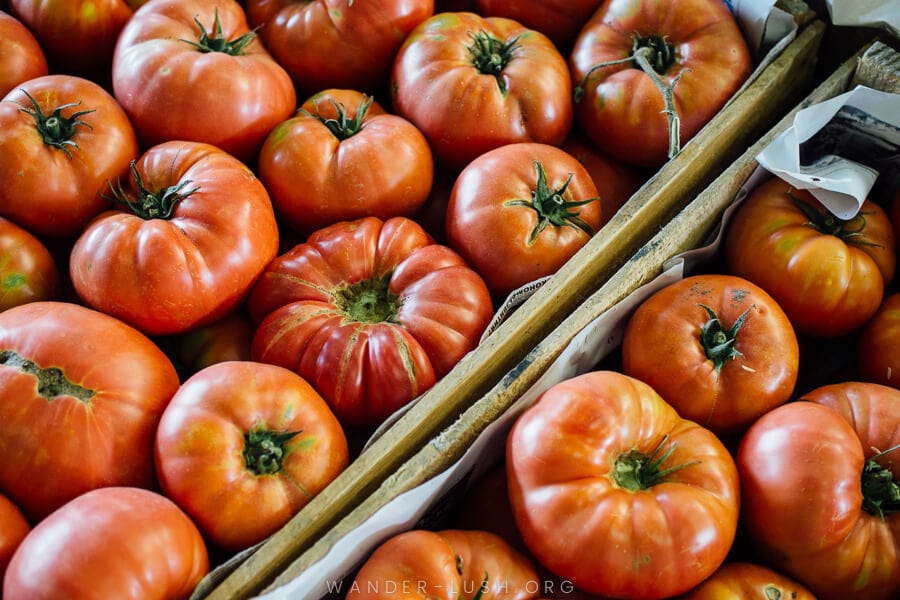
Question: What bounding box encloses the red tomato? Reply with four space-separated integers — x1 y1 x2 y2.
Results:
0 216 60 311
725 177 896 338
112 0 296 163
347 529 541 600
391 12 573 171
0 493 29 584
507 370 740 598
155 361 348 551
246 0 434 97
70 141 280 336
0 301 180 521
0 11 47 98
680 562 816 600
446 142 601 298
9 0 132 78
858 292 900 388
248 216 494 427
571 0 752 167
3 487 208 600
737 386 900 600
0 74 139 238
474 0 602 49
892 190 900 256
258 89 434 235
172 309 256 376
621 274 799 435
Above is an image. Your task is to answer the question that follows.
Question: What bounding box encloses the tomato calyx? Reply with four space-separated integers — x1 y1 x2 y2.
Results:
243 426 300 476
454 554 490 600
106 161 199 220
861 445 900 519
791 193 884 249
504 161 597 246
698 303 751 377
335 273 400 324
0 349 95 403
17 90 95 159
305 95 373 140
613 435 699 491
466 31 520 94
183 10 257 55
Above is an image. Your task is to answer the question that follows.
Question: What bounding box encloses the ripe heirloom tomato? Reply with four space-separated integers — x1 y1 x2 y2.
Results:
621 274 799 435
507 370 740 599
3 487 208 600
0 11 48 98
738 384 900 600
0 301 180 521
474 0 602 50
155 361 349 551
0 493 29 584
70 141 280 336
248 216 494 427
0 75 139 238
571 0 752 167
112 0 296 163
0 216 60 311
725 176 896 338
246 0 434 97
858 292 900 388
172 309 256 376
391 12 573 171
258 89 434 235
446 142 601 298
346 529 541 600
681 562 816 600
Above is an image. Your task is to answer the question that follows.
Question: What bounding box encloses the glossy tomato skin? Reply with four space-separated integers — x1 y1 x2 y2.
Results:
858 293 900 388
112 0 296 163
475 0 602 50
246 0 434 97
347 529 541 600
621 274 799 435
0 11 48 98
737 388 900 600
0 216 60 311
725 177 896 338
249 216 494 427
10 0 132 79
3 487 208 600
446 143 601 298
0 493 29 583
259 89 434 235
507 370 740 598
680 562 816 600
70 141 280 336
0 75 139 238
0 301 180 521
571 0 752 167
391 12 573 171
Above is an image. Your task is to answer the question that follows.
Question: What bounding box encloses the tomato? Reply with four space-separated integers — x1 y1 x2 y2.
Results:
0 216 60 311
680 562 816 600
0 493 29 584
858 292 900 388
391 12 573 171
0 74 139 238
246 0 433 98
0 11 47 98
248 216 494 427
474 0 602 50
69 141 280 336
171 309 256 376
112 0 296 163
258 88 434 235
507 370 740 598
737 385 900 600
892 190 900 256
3 487 208 600
346 529 541 600
9 0 132 79
0 301 180 521
446 142 601 298
725 176 896 338
570 0 752 167
621 274 799 435
155 361 348 551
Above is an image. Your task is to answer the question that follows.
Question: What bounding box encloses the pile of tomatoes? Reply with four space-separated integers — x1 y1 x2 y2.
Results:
5 0 886 599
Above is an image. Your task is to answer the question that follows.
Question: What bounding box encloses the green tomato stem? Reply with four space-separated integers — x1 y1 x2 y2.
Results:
613 435 699 490
16 90 94 159
0 349 95 403
243 426 300 476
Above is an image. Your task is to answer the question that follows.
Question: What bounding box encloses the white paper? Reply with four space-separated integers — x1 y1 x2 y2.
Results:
826 0 900 37
756 85 900 219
